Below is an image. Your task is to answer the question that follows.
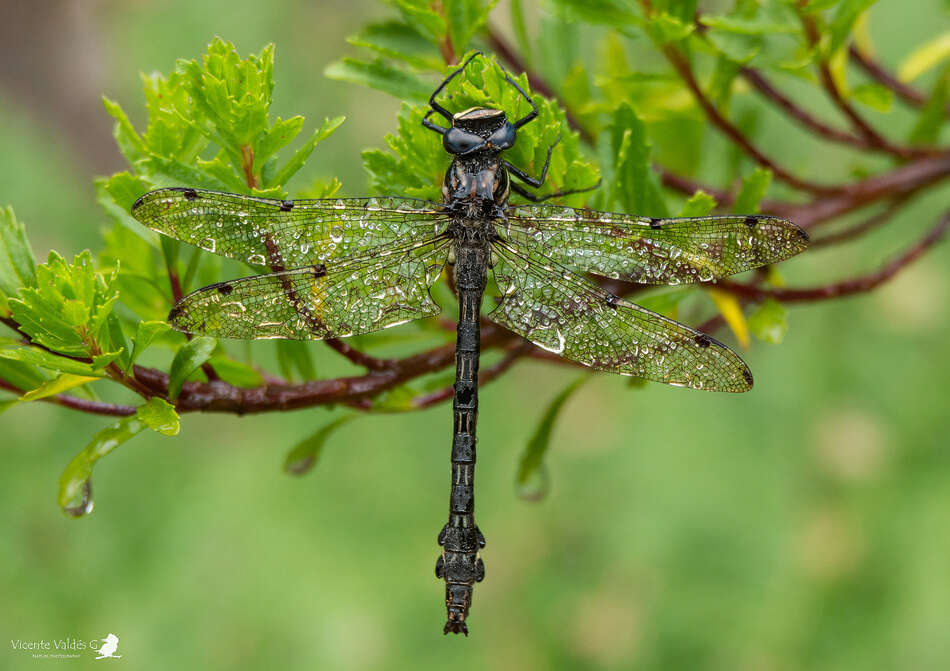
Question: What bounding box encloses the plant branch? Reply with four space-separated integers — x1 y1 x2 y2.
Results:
809 197 909 248
0 378 137 416
848 45 938 111
719 209 949 302
797 13 926 160
324 338 393 371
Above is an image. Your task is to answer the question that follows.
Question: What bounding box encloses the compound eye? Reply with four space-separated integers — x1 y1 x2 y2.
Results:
489 123 516 150
444 128 483 155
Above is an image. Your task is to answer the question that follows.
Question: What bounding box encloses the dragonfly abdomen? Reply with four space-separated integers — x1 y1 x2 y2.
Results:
437 240 488 635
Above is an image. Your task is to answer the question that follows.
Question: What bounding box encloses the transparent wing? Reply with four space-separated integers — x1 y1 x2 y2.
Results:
505 204 808 284
131 187 447 267
169 236 452 339
489 239 753 392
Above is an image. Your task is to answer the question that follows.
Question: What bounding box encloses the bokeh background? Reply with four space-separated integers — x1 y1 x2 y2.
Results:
2 0 949 669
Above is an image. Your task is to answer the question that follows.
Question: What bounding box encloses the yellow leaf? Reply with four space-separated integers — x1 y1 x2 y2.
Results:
19 374 99 401
898 31 950 82
852 12 874 57
706 288 749 349
829 46 850 97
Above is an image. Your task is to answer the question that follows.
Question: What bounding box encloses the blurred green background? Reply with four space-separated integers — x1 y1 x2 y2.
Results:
2 1 949 669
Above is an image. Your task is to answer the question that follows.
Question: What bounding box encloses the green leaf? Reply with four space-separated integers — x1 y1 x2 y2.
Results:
128 321 172 370
207 355 264 387
699 13 798 35
19 373 99 402
324 57 434 102
444 0 500 55
284 416 356 475
851 82 893 112
898 30 950 82
9 251 119 356
609 102 669 217
275 340 316 382
348 20 444 70
0 338 105 377
268 116 345 189
102 96 147 163
0 206 37 314
749 297 788 344
909 66 950 145
636 286 693 319
516 376 587 500
136 397 180 436
732 168 772 214
391 0 447 42
828 0 877 58
0 357 49 391
168 336 216 400
677 190 718 217
58 415 146 517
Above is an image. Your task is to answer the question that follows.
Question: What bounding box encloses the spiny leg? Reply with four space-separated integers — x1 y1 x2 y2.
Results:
505 133 600 202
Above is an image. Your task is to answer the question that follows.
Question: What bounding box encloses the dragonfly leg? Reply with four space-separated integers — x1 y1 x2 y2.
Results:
422 109 449 136
435 554 445 578
428 51 483 122
475 557 485 582
509 179 602 203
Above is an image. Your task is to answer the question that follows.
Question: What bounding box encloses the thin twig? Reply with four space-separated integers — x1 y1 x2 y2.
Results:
798 13 927 160
849 45 931 109
411 340 533 409
809 197 909 248
719 210 950 302
0 378 137 416
740 67 867 150
324 338 392 371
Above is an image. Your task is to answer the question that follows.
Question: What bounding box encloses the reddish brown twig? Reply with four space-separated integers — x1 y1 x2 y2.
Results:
410 340 533 409
0 378 137 416
809 197 909 248
764 151 950 228
798 13 928 160
740 68 867 150
849 46 933 109
324 338 392 371
719 210 949 302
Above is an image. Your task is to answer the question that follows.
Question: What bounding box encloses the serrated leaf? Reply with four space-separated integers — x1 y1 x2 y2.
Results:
609 102 668 217
102 96 147 163
325 57 434 102
129 323 171 368
898 30 950 82
255 115 305 166
706 288 749 348
444 0 500 55
58 415 146 517
0 206 37 314
0 340 102 376
677 191 717 217
733 168 772 214
284 415 356 475
392 0 447 42
136 397 180 435
268 116 345 189
748 297 788 344
168 336 216 400
19 373 99 402
516 376 587 500
851 82 893 112
348 20 444 70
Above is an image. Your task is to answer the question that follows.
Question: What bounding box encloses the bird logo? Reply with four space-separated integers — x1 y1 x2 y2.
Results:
93 633 121 660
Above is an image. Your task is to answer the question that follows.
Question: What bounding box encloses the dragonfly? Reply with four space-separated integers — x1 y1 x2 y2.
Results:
130 53 808 636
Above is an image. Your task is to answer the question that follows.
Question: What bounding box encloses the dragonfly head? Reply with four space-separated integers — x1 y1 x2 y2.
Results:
444 107 516 156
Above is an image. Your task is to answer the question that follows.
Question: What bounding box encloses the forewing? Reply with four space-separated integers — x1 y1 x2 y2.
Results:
169 236 451 339
489 240 753 392
505 204 808 284
131 187 447 267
